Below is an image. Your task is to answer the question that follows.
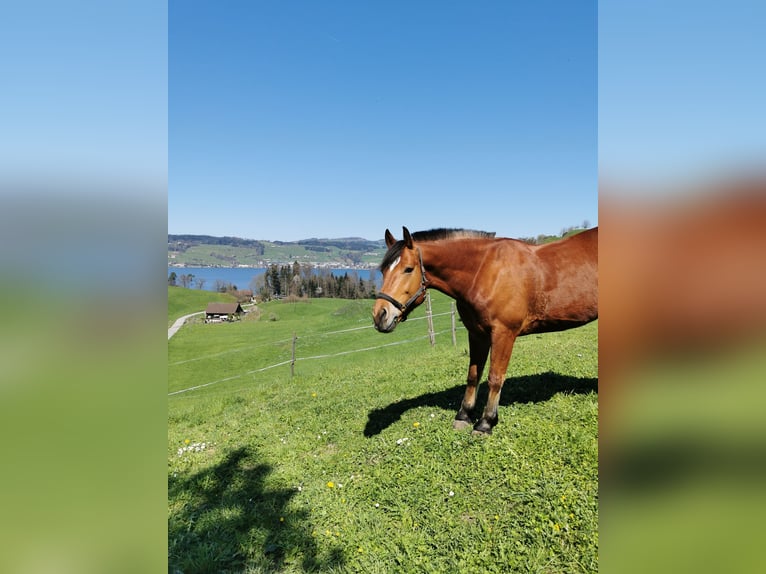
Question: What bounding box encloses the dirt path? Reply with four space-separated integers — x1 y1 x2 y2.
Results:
167 312 204 340
168 303 256 340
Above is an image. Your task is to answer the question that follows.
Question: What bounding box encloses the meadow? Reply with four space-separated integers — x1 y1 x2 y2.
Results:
168 290 598 573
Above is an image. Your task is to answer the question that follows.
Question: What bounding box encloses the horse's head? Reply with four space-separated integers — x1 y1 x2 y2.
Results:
373 226 429 333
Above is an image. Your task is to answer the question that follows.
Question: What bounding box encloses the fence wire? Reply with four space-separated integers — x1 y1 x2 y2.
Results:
169 307 463 396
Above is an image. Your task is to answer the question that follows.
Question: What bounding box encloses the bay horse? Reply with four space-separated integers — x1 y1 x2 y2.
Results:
372 226 598 435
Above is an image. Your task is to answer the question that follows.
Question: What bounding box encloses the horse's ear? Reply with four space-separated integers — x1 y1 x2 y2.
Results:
384 229 397 248
402 226 413 249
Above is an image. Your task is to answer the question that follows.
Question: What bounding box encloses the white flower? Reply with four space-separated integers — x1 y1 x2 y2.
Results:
449 491 455 497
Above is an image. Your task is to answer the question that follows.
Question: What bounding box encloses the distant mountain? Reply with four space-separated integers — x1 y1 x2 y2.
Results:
168 234 386 268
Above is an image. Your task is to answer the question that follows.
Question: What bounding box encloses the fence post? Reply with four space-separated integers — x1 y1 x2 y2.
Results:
451 302 457 347
426 291 435 346
291 332 297 377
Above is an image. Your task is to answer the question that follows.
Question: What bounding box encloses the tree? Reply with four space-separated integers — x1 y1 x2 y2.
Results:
267 264 281 297
168 271 177 286
180 273 195 288
195 277 207 290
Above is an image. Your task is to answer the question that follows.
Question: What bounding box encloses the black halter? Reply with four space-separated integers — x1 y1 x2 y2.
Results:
375 247 428 322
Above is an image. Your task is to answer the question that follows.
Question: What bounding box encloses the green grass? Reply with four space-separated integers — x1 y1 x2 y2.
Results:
168 286 237 327
169 291 598 573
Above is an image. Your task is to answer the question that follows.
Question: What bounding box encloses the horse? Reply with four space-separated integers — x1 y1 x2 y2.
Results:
372 226 598 435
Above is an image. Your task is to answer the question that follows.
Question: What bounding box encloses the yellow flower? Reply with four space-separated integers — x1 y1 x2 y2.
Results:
413 422 420 428
279 517 284 522
311 392 317 398
184 439 190 445
553 523 561 532
327 481 335 488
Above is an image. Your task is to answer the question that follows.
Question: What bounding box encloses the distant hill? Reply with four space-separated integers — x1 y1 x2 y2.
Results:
168 226 589 268
168 234 387 268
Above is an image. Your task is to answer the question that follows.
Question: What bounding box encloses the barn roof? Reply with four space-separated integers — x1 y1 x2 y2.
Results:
205 302 244 315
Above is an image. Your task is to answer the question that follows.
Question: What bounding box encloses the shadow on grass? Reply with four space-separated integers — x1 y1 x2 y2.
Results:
364 371 598 437
168 446 344 573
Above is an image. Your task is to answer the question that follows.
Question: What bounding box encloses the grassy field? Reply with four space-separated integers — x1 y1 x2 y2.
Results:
168 291 598 573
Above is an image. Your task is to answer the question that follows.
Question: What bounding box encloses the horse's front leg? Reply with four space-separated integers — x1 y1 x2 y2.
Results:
453 330 490 430
473 330 516 435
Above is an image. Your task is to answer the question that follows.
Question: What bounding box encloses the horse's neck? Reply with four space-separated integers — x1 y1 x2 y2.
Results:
420 241 487 300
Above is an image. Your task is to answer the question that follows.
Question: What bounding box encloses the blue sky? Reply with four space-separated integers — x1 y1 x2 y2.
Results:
169 1 597 241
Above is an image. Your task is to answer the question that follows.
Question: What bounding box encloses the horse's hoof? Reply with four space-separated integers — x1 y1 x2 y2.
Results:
452 419 472 431
472 420 494 435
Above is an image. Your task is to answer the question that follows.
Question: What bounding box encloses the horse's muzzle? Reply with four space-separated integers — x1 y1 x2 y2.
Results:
373 302 399 333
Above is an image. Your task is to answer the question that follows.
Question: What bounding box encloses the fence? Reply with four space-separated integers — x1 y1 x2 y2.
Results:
169 295 462 397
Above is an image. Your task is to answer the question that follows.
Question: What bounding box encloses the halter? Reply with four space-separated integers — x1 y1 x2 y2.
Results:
375 247 429 322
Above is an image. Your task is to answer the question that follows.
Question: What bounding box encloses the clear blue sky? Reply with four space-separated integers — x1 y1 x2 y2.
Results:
169 0 597 242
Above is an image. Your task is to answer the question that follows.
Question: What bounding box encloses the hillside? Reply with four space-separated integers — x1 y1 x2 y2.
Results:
168 235 386 268
167 227 590 268
168 291 598 572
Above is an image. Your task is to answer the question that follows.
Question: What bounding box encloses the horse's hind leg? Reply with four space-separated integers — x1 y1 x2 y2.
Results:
453 330 490 430
473 330 516 435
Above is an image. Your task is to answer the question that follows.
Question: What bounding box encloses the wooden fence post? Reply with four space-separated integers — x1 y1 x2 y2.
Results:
291 332 297 377
451 302 457 347
426 291 435 346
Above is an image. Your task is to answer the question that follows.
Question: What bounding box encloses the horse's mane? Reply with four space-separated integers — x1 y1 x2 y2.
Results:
380 228 495 271
412 228 495 242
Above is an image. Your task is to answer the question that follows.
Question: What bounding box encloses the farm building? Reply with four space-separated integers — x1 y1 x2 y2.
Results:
205 302 244 323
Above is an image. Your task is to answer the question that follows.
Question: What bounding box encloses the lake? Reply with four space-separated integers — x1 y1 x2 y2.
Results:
168 266 380 291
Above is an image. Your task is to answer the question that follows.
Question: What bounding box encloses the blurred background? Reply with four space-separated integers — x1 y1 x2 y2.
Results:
599 1 766 572
0 2 167 572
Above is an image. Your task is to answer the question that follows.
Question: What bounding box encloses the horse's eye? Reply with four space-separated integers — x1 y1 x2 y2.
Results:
404 267 414 274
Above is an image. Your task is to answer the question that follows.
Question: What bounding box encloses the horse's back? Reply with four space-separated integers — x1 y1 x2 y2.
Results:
521 228 598 334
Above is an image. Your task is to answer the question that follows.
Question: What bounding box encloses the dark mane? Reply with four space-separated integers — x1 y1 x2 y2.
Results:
380 228 495 272
412 228 495 242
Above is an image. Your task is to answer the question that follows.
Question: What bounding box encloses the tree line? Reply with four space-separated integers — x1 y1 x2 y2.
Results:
168 263 379 301
255 262 378 301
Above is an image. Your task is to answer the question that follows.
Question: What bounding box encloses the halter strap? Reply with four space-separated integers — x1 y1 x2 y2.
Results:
375 247 428 322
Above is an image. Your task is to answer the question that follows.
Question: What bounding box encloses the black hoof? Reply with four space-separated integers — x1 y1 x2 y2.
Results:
472 420 494 435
